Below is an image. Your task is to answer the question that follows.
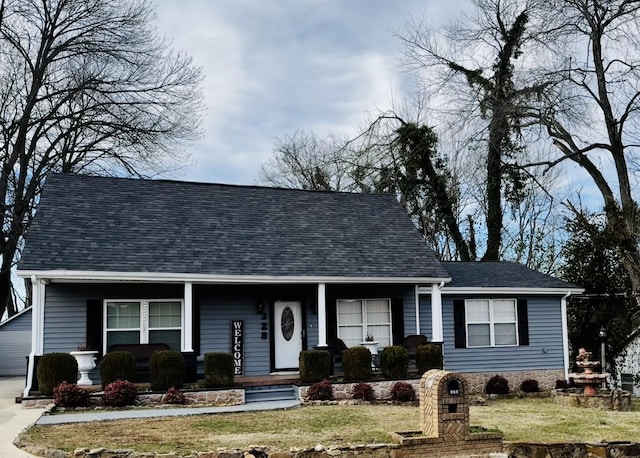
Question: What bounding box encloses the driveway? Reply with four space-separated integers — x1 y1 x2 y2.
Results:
0 377 42 457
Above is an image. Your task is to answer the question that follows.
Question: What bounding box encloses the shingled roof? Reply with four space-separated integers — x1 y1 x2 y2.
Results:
442 261 580 290
18 174 449 281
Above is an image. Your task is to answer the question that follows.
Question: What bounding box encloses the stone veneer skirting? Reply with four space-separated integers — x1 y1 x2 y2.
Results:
459 369 564 394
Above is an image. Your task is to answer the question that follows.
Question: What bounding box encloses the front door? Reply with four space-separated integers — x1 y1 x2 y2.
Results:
274 300 303 370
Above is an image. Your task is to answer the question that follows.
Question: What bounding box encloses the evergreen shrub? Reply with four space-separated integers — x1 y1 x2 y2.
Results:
53 381 90 407
37 352 78 396
307 379 333 401
342 346 372 381
380 345 409 379
100 351 136 388
485 375 510 395
102 380 138 407
520 379 540 393
415 343 444 374
149 350 185 391
299 350 330 383
204 352 235 388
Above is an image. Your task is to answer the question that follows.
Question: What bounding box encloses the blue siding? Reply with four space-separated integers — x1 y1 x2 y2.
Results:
441 295 565 372
419 296 433 339
0 307 32 375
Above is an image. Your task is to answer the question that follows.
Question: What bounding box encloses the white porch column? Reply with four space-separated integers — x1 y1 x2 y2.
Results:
25 276 46 397
414 285 421 334
317 283 327 347
431 282 444 342
183 282 194 352
561 293 570 381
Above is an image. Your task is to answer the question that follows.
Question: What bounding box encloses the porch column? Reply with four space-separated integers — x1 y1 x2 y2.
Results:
414 285 421 334
431 282 444 342
25 276 46 397
183 282 194 352
561 292 570 381
317 283 327 347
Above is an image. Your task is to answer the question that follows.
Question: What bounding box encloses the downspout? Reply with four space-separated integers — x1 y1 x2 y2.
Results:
561 292 571 381
431 282 445 342
24 276 45 398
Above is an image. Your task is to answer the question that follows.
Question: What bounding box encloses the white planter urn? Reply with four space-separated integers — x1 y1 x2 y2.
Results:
70 350 99 386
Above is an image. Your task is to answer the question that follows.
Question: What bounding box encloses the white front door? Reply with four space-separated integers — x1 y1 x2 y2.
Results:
274 300 303 370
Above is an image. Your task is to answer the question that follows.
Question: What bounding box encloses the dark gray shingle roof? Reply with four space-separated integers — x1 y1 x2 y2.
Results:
442 261 580 289
19 174 449 279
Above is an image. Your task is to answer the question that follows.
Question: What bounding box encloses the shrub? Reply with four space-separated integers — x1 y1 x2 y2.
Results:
485 375 510 395
163 386 186 405
352 382 375 401
342 347 372 381
53 381 90 407
380 345 409 379
149 350 185 391
415 343 443 374
102 380 138 407
391 381 416 402
100 351 136 388
520 378 540 393
555 379 570 390
37 352 79 396
203 352 235 388
307 379 333 401
299 350 330 384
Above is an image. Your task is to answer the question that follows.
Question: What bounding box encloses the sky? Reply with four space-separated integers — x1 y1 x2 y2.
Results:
152 0 466 186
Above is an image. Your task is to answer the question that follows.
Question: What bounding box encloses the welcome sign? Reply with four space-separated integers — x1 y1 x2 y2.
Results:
232 320 243 375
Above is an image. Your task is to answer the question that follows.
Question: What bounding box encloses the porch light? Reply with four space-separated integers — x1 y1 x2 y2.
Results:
256 303 265 314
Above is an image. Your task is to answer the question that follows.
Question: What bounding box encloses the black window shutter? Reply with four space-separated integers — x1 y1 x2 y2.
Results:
327 298 337 340
391 299 404 346
517 299 529 346
192 298 201 355
86 299 103 356
453 299 466 348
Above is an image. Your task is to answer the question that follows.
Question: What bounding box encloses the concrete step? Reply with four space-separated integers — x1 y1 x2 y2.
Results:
244 384 296 403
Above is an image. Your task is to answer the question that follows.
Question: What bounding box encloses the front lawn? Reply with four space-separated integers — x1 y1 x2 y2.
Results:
18 398 640 455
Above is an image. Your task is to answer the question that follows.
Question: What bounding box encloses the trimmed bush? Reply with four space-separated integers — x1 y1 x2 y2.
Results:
163 386 186 405
555 379 569 390
342 346 372 381
299 350 330 384
307 379 333 401
102 380 138 407
149 350 185 391
53 381 90 407
352 382 375 401
520 378 540 393
415 343 443 374
391 381 416 402
100 351 136 388
485 374 510 395
203 352 235 388
380 345 409 379
37 352 79 396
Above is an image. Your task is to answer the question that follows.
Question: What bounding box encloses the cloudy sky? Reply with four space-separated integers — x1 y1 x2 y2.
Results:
152 0 466 185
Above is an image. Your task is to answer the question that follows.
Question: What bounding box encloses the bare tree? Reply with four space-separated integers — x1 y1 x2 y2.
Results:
535 0 640 293
0 0 203 319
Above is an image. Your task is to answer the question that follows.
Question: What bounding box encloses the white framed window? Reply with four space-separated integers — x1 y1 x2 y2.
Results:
105 299 183 352
336 298 392 348
465 298 518 347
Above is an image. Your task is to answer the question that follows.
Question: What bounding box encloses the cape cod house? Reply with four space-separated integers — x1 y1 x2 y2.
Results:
16 174 582 395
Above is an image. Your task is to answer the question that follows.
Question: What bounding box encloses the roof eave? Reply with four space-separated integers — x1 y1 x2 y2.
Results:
423 286 585 295
17 269 451 285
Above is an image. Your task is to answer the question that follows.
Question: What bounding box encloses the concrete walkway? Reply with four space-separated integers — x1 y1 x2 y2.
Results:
0 376 300 456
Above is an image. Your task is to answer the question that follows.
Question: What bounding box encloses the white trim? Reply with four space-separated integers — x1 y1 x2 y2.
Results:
424 286 585 295
16 269 449 285
561 292 570 381
0 305 32 327
414 285 420 335
317 283 327 347
25 277 46 397
183 282 193 352
431 282 444 342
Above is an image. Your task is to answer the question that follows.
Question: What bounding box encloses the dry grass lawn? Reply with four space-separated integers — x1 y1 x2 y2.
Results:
19 398 640 455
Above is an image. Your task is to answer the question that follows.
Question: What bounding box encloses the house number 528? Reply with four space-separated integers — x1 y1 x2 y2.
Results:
261 312 268 340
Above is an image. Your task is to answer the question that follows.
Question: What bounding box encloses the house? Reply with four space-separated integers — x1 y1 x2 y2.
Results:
0 307 32 376
16 174 581 395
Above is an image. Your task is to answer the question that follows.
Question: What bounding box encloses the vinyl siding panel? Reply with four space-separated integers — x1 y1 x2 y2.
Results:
442 295 565 372
0 308 32 375
419 296 433 339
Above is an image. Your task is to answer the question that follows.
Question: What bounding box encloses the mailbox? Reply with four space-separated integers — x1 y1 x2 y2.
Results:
420 370 470 442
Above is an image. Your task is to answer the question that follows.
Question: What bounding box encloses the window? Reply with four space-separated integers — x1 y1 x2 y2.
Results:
105 299 183 351
465 299 517 347
336 298 392 347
